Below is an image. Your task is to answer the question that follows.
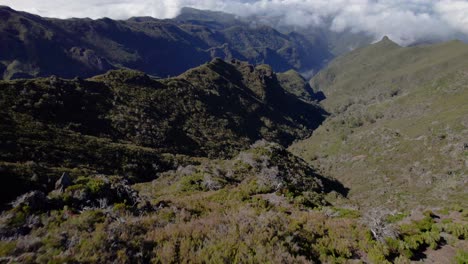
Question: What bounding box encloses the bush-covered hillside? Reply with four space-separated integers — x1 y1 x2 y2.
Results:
1 26 467 262
0 58 325 206
291 38 468 211
1 141 467 263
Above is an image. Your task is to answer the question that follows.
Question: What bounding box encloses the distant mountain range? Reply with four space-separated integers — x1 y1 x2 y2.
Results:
0 6 340 80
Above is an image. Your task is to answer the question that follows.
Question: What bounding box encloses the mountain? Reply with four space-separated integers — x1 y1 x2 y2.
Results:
244 12 375 58
0 32 467 264
0 58 325 205
1 6 467 262
277 69 325 102
290 37 468 211
0 6 332 80
174 7 242 29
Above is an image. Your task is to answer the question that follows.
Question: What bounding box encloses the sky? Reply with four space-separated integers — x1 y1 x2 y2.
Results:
1 0 468 45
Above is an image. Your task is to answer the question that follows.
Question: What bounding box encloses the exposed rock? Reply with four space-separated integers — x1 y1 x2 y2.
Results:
10 191 48 212
55 172 73 192
69 47 113 72
50 175 153 214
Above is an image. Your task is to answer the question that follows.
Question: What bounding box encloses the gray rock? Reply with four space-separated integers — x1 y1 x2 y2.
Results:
11 191 47 212
55 172 73 191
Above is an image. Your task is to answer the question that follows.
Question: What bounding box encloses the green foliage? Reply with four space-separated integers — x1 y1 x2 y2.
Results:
0 241 16 257
293 191 327 208
277 70 317 102
178 173 207 192
454 250 468 264
386 212 408 223
0 59 326 204
367 244 391 264
332 207 361 219
387 216 441 259
442 223 468 239
73 210 106 231
0 30 467 264
290 38 468 211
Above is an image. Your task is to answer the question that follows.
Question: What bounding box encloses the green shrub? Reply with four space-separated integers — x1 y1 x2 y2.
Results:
386 213 408 223
454 250 468 264
0 241 16 257
178 174 205 192
367 244 391 264
333 207 361 219
443 223 468 239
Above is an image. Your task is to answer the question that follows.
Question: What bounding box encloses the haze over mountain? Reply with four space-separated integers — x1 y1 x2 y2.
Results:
2 0 468 45
2 3 467 81
0 6 334 80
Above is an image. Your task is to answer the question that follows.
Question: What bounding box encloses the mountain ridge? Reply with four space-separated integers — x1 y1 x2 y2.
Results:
1 11 468 261
0 58 326 205
0 6 332 80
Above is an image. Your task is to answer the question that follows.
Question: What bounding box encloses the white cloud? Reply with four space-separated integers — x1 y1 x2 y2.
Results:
435 0 468 34
0 0 187 19
1 0 467 45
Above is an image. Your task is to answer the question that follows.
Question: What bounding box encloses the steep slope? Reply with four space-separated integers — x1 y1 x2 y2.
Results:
0 6 114 79
174 7 242 29
1 141 466 263
0 6 332 80
277 69 325 102
0 35 466 263
291 38 468 210
0 59 326 205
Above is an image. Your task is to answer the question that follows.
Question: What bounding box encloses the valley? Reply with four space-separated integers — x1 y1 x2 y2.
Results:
0 5 467 264
290 37 468 211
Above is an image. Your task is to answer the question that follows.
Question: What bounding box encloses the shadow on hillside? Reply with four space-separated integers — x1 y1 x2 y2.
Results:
319 175 349 197
202 60 330 148
294 154 349 197
303 81 326 102
312 91 326 102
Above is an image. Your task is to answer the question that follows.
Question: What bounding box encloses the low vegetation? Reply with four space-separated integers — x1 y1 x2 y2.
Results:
0 36 467 262
291 38 468 211
0 58 325 205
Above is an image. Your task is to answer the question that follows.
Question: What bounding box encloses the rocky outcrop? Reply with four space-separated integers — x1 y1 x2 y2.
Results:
55 172 73 192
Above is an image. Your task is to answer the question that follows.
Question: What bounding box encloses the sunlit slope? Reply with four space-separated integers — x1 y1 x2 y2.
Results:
291 38 468 210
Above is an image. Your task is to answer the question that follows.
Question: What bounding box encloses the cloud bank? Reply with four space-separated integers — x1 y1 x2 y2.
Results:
1 0 468 45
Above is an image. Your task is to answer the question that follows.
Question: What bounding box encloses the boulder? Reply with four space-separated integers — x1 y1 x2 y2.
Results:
55 172 73 191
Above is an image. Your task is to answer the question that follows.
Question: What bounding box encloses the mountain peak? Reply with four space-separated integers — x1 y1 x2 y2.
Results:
0 5 12 10
0 5 14 16
127 16 159 23
374 35 400 48
380 35 396 44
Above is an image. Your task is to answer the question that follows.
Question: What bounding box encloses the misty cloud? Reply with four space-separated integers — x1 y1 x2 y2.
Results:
1 0 467 45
